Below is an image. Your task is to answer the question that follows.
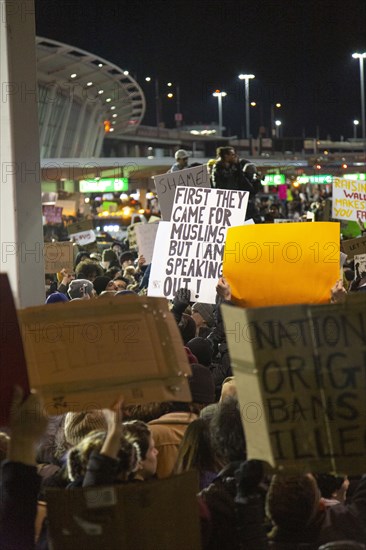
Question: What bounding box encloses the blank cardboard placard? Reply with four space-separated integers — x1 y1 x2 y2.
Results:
19 296 191 415
223 222 340 307
46 471 201 550
135 222 159 264
222 294 366 475
0 274 30 426
44 242 74 273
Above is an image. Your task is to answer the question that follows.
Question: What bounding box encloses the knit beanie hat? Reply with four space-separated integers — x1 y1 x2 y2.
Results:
67 279 94 299
192 303 215 327
45 292 69 304
102 248 118 263
186 338 213 367
93 276 112 295
189 364 215 404
120 251 135 265
64 411 107 447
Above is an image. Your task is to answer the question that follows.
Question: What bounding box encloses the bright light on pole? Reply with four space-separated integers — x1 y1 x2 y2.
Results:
213 90 227 136
352 52 366 147
353 119 360 139
271 102 282 137
238 74 255 138
275 119 282 138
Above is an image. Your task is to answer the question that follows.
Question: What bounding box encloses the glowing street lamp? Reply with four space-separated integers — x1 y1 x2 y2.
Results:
275 119 282 138
353 119 360 139
352 52 366 145
238 73 255 138
213 90 227 136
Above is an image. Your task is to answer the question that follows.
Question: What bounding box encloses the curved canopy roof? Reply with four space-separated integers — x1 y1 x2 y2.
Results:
36 37 145 134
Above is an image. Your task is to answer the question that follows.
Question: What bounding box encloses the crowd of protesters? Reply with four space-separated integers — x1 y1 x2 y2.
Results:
1 152 366 550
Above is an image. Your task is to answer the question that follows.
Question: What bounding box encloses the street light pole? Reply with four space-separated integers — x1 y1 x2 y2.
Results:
213 90 227 136
352 52 366 146
275 119 282 138
353 119 360 139
238 74 255 139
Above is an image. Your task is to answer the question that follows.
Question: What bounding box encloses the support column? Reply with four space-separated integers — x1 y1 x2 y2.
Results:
0 0 45 306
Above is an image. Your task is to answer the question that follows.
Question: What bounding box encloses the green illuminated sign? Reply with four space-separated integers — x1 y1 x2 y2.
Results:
264 174 286 185
297 174 333 184
343 173 366 181
79 178 128 193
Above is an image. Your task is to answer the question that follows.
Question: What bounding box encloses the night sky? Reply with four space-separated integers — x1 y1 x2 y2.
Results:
35 0 366 140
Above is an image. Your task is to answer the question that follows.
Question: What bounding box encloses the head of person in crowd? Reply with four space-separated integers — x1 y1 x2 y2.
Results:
186 337 213 367
74 251 90 270
67 279 94 300
45 292 69 304
113 276 129 291
174 149 189 170
122 420 159 480
210 396 246 465
174 418 218 483
112 241 124 258
241 160 262 183
120 251 135 270
191 303 215 336
217 146 238 166
314 473 349 504
102 248 119 270
89 252 102 263
179 313 197 344
188 364 215 414
219 376 237 402
53 411 108 463
266 473 321 540
93 275 117 295
67 430 137 483
266 203 282 222
75 259 104 282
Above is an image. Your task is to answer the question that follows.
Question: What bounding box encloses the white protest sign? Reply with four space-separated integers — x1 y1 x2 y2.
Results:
70 230 96 246
148 187 248 303
135 222 159 264
153 164 210 220
332 177 366 222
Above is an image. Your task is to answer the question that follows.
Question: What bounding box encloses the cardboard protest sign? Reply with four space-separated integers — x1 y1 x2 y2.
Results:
44 242 74 273
332 177 366 222
43 205 63 224
0 274 30 426
222 293 366 474
135 222 159 264
55 200 77 216
148 187 248 303
46 471 201 550
341 235 366 259
354 253 366 280
67 219 96 247
223 222 340 308
153 164 210 220
127 222 140 251
18 295 192 415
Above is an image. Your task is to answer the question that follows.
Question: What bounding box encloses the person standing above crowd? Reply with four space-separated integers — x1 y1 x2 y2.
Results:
211 147 263 221
168 149 190 173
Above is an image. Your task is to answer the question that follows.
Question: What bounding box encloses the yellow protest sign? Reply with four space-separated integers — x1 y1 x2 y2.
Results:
223 222 340 307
